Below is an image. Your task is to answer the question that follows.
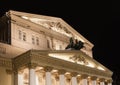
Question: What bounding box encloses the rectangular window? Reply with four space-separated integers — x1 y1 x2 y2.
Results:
32 36 35 44
36 37 39 45
18 30 22 39
23 32 26 41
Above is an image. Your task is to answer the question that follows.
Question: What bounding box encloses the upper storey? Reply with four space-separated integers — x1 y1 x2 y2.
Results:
0 10 94 57
8 10 93 46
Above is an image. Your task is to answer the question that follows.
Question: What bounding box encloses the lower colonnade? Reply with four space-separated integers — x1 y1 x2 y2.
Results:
14 66 112 85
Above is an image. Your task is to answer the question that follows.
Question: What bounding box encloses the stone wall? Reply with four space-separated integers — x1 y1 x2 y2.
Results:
0 67 13 85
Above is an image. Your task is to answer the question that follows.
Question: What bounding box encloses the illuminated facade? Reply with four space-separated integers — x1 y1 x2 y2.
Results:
0 10 112 85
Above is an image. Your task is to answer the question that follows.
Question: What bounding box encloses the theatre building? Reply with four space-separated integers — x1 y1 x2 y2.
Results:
0 10 113 85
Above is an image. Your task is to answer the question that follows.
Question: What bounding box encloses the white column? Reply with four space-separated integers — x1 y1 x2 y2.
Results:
36 75 39 85
71 77 77 85
107 79 112 85
46 72 52 85
60 75 65 85
58 69 66 85
99 78 105 85
100 82 105 85
44 66 53 85
91 76 97 85
29 68 36 85
18 73 23 85
91 80 97 85
82 79 88 85
71 72 78 85
81 74 88 85
108 83 112 85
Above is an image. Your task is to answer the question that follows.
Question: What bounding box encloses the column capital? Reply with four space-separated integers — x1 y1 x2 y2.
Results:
91 76 97 80
18 70 24 74
81 74 88 79
14 69 18 74
44 66 53 72
71 72 78 77
28 63 37 69
99 78 105 82
58 69 66 74
107 79 113 83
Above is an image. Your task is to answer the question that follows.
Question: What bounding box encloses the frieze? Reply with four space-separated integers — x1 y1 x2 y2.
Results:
0 57 12 68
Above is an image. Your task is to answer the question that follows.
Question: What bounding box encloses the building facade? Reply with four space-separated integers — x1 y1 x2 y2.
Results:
0 10 113 85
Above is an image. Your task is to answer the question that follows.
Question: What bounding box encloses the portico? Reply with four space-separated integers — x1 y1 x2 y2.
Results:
12 50 112 85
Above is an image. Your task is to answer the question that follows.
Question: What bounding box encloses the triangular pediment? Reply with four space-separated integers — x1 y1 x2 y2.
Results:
35 50 113 77
8 10 94 48
45 50 112 73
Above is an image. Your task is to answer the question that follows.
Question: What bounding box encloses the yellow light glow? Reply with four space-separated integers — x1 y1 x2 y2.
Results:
97 66 105 71
48 53 74 62
21 16 28 19
77 74 81 77
77 61 84 65
48 53 96 69
97 78 99 81
65 72 70 75
52 69 58 73
86 62 95 68
88 76 91 78
36 67 43 70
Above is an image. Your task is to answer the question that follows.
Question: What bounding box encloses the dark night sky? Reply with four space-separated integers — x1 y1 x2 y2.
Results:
0 0 119 82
